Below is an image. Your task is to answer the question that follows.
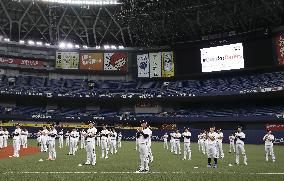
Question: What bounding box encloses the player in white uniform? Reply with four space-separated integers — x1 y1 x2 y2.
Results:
58 129 64 148
22 129 28 148
182 128 191 160
263 130 275 162
80 129 86 149
0 127 4 149
36 130 42 147
170 131 175 153
135 132 139 150
84 122 97 166
216 129 224 159
197 133 202 151
47 125 57 160
201 130 207 155
229 134 235 153
147 126 153 162
136 120 152 172
163 133 169 149
174 130 181 155
235 127 247 165
41 126 49 152
68 129 77 155
117 132 122 148
65 131 70 146
110 128 117 154
12 124 22 157
107 129 112 152
75 129 80 152
96 132 101 147
101 126 109 159
3 128 9 148
207 126 218 168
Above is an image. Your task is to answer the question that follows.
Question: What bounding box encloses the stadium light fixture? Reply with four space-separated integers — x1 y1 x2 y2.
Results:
4 38 10 42
66 43 74 49
19 40 25 44
104 45 110 49
110 45 117 49
36 41 43 46
28 40 35 45
37 0 121 5
83 45 88 49
118 45 124 49
45 43 51 47
95 46 101 49
75 44 80 48
59 42 66 49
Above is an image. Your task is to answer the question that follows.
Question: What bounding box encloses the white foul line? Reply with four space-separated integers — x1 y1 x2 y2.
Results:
2 171 284 175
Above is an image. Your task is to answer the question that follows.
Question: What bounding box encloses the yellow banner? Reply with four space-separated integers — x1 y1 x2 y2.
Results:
162 51 174 77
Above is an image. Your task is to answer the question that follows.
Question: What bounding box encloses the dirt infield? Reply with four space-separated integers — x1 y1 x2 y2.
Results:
0 146 40 159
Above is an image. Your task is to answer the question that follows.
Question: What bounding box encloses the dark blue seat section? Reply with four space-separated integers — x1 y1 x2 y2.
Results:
0 71 283 98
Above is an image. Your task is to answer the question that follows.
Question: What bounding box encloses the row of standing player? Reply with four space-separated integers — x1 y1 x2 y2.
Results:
162 126 276 168
9 124 123 164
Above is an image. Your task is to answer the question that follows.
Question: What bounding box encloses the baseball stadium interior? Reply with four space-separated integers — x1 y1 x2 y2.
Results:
0 0 283 180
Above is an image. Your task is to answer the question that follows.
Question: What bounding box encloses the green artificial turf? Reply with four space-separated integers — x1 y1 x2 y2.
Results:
0 140 283 181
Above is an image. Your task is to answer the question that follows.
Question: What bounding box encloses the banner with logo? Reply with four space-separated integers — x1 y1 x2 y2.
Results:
104 53 127 71
0 57 44 67
162 51 174 77
275 33 284 65
80 53 103 70
137 54 150 77
56 52 79 69
266 124 284 131
149 52 162 78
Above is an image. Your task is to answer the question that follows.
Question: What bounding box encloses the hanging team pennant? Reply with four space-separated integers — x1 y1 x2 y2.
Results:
137 54 150 77
162 52 174 77
149 52 162 78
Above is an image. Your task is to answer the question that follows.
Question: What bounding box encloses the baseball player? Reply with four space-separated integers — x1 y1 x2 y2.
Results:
135 131 139 150
229 134 235 153
80 129 86 149
136 120 152 172
100 126 109 159
36 129 42 147
65 131 70 146
22 129 28 148
117 132 122 148
47 125 57 160
207 126 218 168
182 128 191 160
110 128 117 154
3 128 9 148
107 129 112 152
198 133 202 151
201 130 207 155
75 129 80 152
216 129 224 159
58 129 64 148
12 124 22 157
163 133 169 149
263 130 275 162
96 132 101 147
235 127 248 165
68 129 77 155
174 130 181 155
170 131 175 153
41 126 49 152
84 122 97 166
0 127 4 149
147 126 153 162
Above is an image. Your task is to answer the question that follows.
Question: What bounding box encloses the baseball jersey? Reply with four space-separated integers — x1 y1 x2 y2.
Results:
138 128 152 144
86 127 97 141
216 132 223 142
49 129 57 140
229 136 235 143
70 131 77 138
207 132 217 145
111 132 117 140
182 132 191 143
263 134 274 146
101 129 109 140
13 128 22 139
41 129 49 136
118 133 122 139
163 134 168 141
175 133 181 141
235 132 245 145
201 133 207 140
4 131 9 137
58 131 64 137
0 130 4 137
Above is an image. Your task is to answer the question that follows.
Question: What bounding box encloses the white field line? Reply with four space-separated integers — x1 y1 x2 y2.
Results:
1 171 284 175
